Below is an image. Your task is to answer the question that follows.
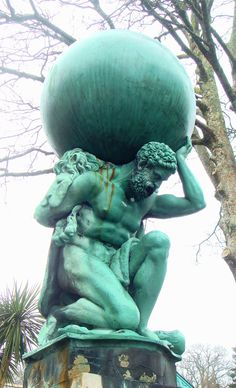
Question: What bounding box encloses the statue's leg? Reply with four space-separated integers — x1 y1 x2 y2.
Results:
56 244 140 330
129 231 170 337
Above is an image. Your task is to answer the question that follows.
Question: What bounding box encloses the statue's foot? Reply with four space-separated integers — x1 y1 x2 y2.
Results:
89 328 115 334
136 328 185 355
137 327 172 348
58 324 114 336
155 330 185 355
58 324 90 335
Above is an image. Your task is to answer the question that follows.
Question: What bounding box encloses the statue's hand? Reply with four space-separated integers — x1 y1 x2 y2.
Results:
176 137 192 160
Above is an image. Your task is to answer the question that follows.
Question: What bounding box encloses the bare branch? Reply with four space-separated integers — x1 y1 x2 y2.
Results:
211 27 236 66
195 118 216 142
0 168 54 178
195 207 223 260
140 0 207 75
0 148 54 163
0 66 44 82
89 0 115 29
0 2 76 46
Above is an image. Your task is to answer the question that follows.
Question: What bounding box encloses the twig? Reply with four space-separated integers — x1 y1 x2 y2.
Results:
0 168 54 177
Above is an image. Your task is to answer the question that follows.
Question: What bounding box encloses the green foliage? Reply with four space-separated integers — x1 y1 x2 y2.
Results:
0 350 18 385
0 282 44 386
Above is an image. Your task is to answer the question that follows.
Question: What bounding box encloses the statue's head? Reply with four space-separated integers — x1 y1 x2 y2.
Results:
54 148 104 176
128 142 177 200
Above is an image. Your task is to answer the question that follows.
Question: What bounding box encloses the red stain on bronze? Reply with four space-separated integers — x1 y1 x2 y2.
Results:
105 166 109 192
99 167 103 187
110 167 115 181
107 183 115 211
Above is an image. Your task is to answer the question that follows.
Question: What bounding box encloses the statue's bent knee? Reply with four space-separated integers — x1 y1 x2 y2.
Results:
142 231 170 251
109 301 140 330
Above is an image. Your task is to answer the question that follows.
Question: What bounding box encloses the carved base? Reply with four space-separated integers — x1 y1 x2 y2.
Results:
23 334 178 387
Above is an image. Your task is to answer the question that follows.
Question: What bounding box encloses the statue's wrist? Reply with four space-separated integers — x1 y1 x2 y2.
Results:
176 153 184 162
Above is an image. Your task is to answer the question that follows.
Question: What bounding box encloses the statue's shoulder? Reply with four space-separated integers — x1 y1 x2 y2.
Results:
54 148 117 188
54 148 106 176
39 149 109 210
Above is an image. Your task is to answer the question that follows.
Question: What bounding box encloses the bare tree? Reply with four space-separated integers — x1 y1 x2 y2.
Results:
229 347 236 387
133 0 236 282
0 1 236 280
177 343 233 388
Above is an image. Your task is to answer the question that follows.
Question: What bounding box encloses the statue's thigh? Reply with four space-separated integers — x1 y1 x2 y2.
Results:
129 231 170 278
59 244 131 308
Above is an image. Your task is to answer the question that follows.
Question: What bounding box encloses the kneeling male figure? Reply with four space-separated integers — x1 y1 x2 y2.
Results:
35 140 205 344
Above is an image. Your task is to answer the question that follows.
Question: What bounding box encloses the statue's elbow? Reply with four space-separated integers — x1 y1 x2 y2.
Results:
34 206 54 228
195 198 206 212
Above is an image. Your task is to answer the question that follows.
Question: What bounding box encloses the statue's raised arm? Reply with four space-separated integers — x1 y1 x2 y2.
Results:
145 138 206 219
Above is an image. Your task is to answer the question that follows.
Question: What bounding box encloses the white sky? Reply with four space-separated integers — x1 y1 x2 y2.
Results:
1 151 236 350
0 0 236 352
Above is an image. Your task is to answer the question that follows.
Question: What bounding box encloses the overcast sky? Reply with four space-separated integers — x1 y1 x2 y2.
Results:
0 1 235 351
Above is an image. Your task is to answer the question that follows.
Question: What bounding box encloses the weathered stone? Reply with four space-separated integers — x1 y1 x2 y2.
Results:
23 335 178 387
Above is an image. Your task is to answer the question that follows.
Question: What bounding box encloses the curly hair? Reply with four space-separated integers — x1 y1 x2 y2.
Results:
54 148 105 176
136 142 177 173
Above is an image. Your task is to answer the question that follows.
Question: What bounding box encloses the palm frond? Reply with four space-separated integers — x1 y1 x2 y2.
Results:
0 282 44 387
0 347 22 384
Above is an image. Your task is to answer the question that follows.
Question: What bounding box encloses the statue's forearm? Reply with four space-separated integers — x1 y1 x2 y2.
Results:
34 172 94 227
177 155 206 211
34 200 68 227
34 185 71 228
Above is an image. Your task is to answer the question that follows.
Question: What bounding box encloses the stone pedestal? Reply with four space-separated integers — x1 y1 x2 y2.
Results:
23 334 179 387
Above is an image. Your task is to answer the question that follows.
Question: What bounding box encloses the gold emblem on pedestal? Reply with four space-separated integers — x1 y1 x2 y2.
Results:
118 354 129 368
68 355 90 379
139 372 157 383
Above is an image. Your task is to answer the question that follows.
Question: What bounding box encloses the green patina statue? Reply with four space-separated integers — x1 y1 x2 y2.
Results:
35 139 205 353
35 30 206 357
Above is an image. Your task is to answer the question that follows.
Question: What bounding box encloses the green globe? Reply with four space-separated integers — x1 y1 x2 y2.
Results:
41 30 195 164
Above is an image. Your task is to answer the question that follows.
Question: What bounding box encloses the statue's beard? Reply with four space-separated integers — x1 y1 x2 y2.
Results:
128 172 156 201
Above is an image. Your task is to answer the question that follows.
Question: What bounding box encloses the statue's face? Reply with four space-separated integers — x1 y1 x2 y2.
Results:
128 161 172 201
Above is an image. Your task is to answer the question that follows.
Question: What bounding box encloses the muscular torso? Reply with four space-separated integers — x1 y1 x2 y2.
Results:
75 167 155 248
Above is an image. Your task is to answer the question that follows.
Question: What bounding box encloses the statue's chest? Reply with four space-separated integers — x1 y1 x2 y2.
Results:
92 185 130 222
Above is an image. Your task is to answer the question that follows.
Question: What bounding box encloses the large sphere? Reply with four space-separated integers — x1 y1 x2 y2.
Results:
41 30 195 164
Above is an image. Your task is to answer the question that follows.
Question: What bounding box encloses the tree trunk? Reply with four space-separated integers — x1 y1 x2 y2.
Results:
228 0 236 98
195 56 236 281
